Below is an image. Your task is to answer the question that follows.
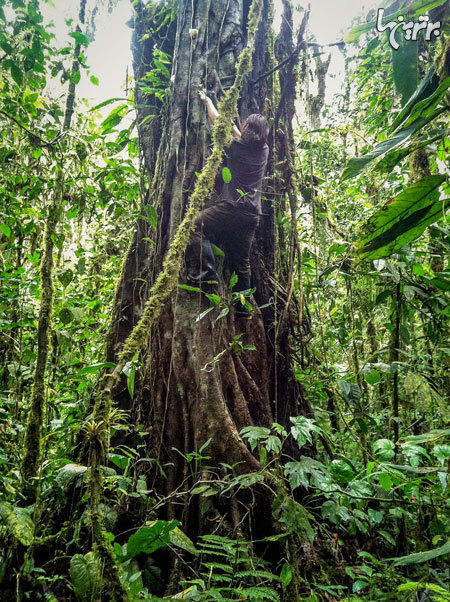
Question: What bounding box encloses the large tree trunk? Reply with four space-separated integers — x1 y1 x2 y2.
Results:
107 0 310 535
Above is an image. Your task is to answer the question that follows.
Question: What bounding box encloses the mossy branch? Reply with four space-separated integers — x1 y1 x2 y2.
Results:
435 33 449 81
88 442 130 602
435 34 450 106
64 0 87 131
21 169 62 498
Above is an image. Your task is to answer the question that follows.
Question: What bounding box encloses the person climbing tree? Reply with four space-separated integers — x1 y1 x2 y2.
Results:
185 88 269 316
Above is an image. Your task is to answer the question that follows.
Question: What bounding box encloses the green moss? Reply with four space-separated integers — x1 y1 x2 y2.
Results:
0 501 34 546
409 148 431 182
87 460 130 602
435 34 450 81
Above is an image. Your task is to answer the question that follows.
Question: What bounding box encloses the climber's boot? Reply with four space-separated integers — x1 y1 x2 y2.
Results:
185 239 219 287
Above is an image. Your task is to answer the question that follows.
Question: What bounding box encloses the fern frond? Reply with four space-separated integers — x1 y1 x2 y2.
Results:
198 549 234 559
201 574 233 584
203 562 234 573
234 570 280 582
239 586 281 601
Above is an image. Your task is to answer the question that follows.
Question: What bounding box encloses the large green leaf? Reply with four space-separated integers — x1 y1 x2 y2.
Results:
395 76 450 132
122 350 139 399
0 502 34 546
284 457 329 491
0 223 11 238
126 520 180 558
391 67 440 131
68 31 90 47
169 526 198 555
70 553 102 602
358 175 447 260
376 130 445 174
428 276 450 292
391 540 450 566
56 463 88 487
392 36 417 106
222 167 232 183
338 379 361 405
10 62 23 85
89 97 127 112
78 362 115 376
342 68 449 181
401 428 450 445
341 109 446 181
101 104 129 133
290 416 321 448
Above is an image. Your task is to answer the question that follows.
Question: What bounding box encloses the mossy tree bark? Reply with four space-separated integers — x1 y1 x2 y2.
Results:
108 0 311 538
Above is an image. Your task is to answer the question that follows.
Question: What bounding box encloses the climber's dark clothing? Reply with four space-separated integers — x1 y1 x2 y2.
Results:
188 201 260 290
222 139 269 214
186 138 268 291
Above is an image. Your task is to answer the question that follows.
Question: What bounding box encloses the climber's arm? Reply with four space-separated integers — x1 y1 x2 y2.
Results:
199 88 241 139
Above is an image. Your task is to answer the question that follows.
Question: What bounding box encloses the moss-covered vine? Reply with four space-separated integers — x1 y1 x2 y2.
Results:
21 168 62 498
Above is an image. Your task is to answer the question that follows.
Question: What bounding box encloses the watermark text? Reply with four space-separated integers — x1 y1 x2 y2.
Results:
376 8 441 50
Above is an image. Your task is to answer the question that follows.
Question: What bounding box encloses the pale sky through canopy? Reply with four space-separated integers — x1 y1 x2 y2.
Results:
308 0 379 44
43 0 381 106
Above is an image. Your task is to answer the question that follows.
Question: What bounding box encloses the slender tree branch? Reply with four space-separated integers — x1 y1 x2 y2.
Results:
250 47 301 85
0 110 63 147
311 487 437 507
307 41 345 48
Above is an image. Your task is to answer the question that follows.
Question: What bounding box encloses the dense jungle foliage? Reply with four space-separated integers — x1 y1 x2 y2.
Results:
0 0 449 600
